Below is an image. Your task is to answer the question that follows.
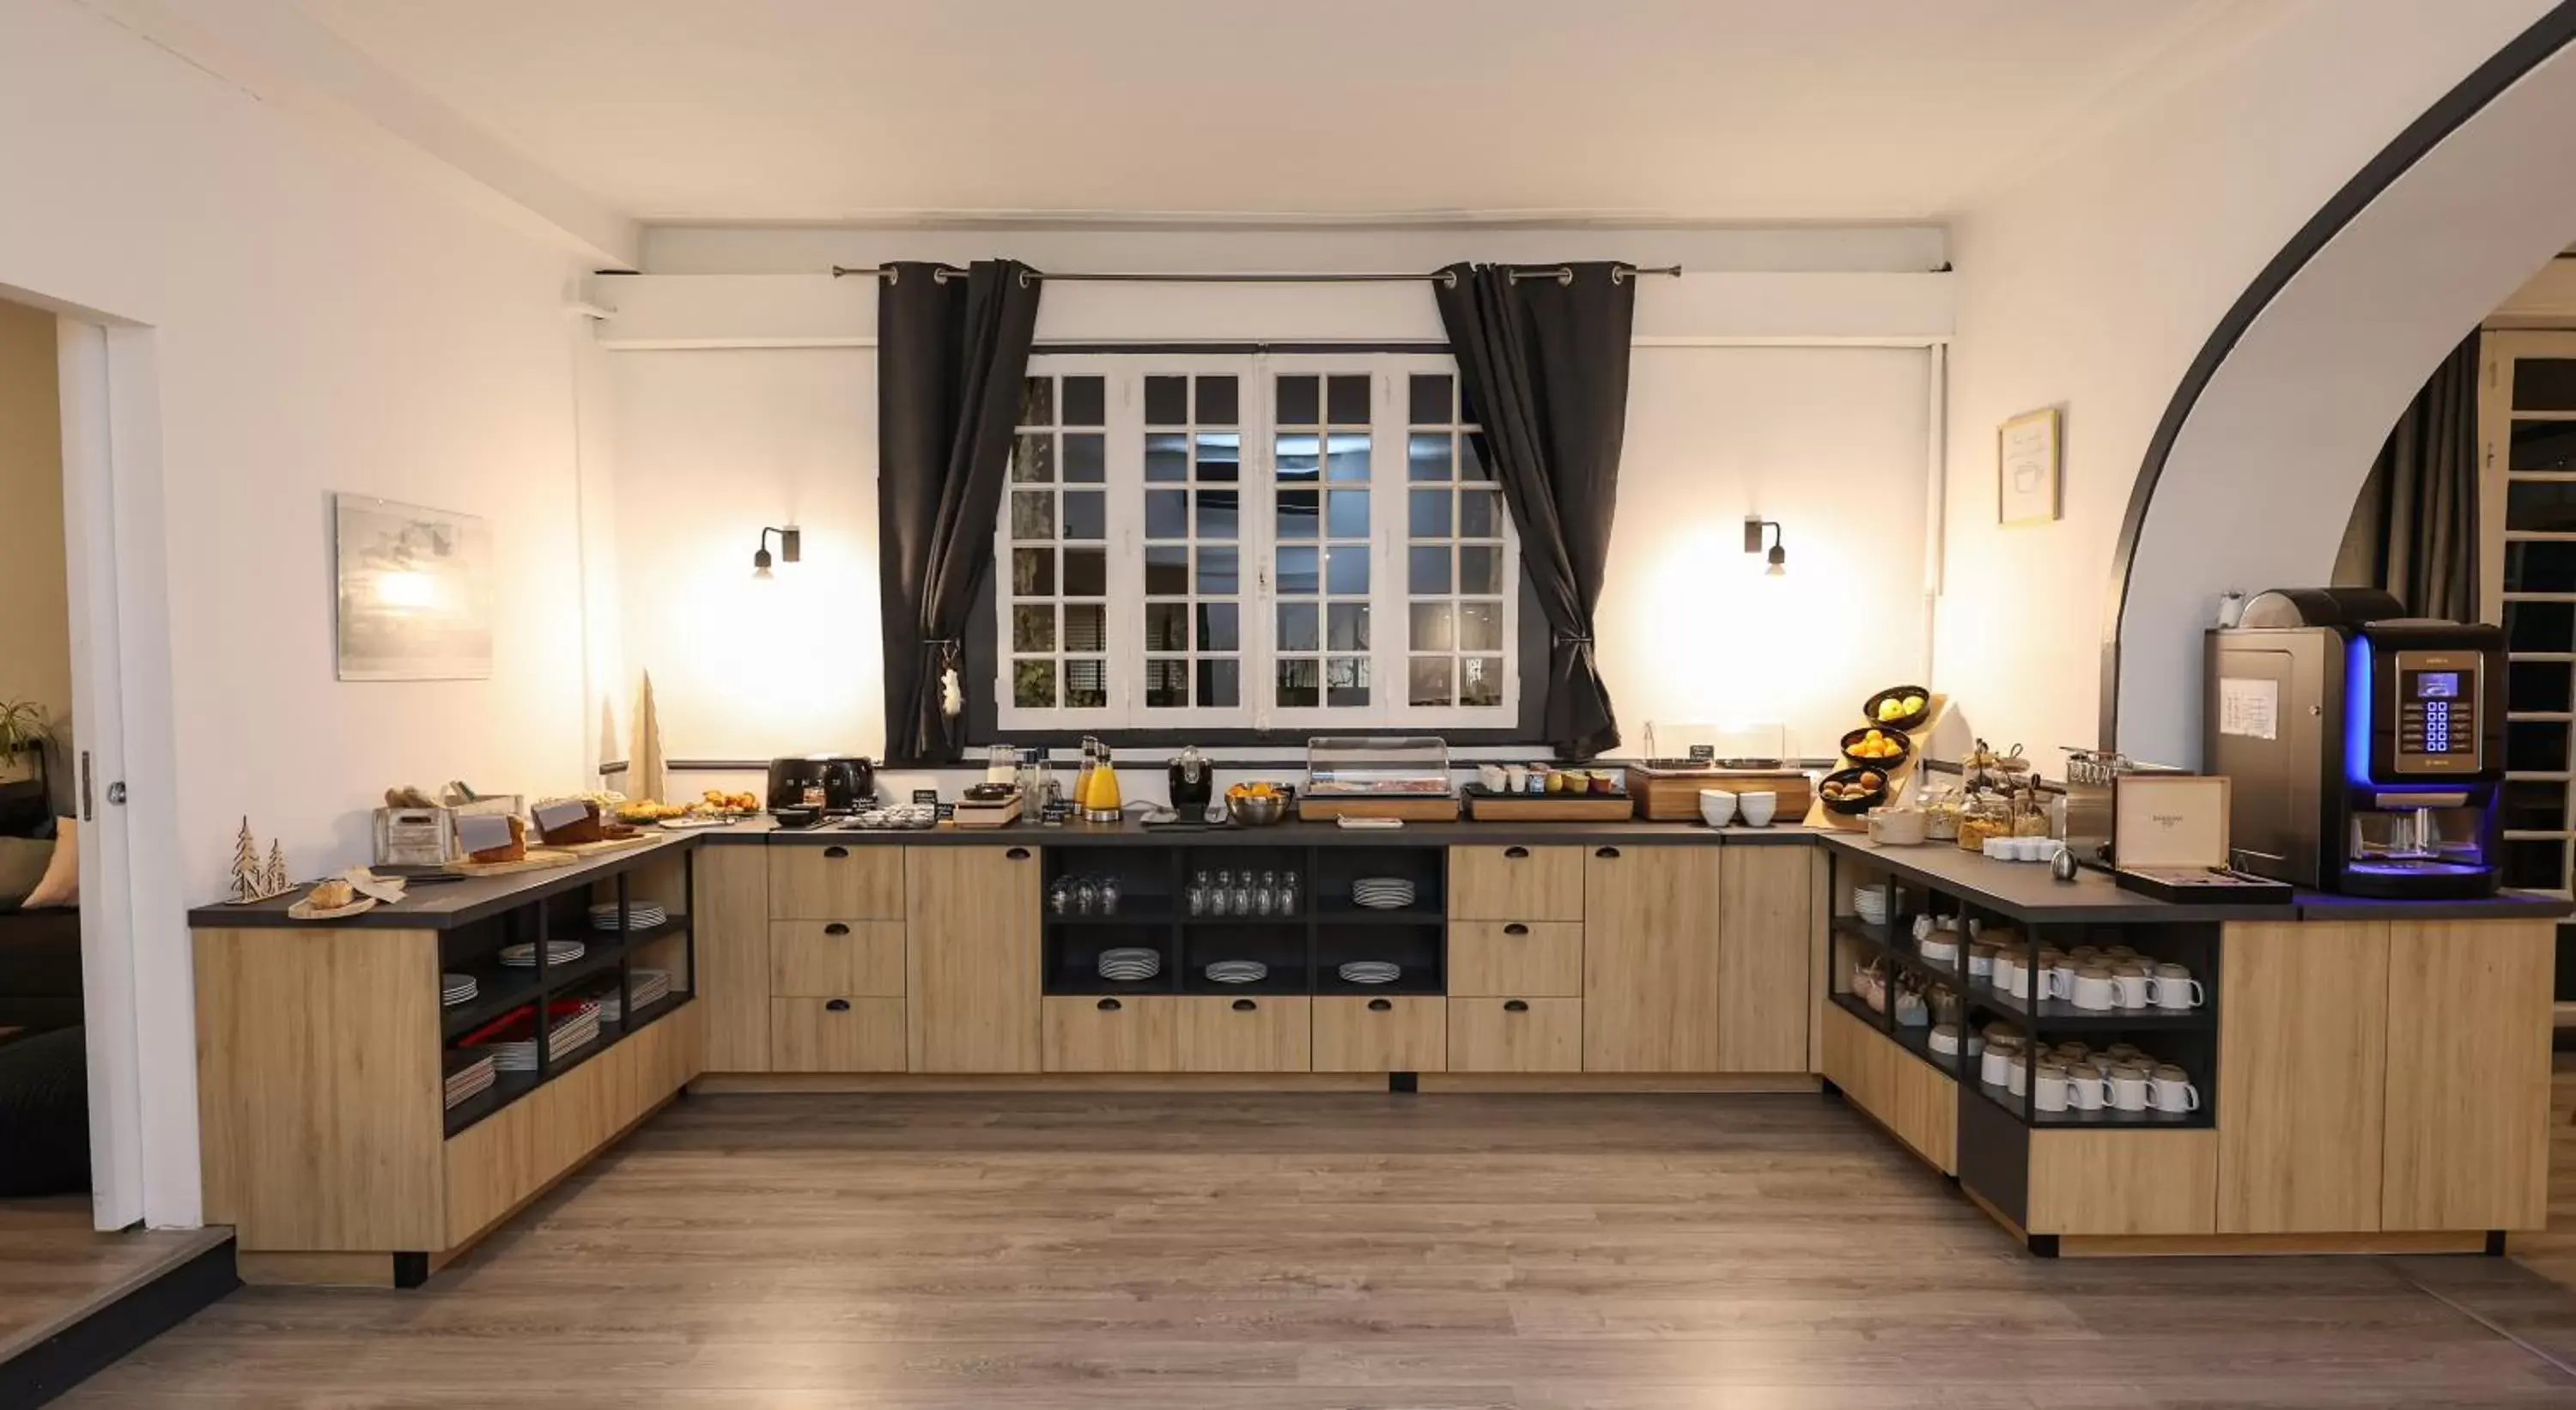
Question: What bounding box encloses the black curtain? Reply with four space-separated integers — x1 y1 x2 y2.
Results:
2333 329 2480 620
877 260 1042 765
1434 263 1636 759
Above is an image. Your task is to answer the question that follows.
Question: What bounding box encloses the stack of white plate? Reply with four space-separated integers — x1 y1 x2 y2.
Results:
1205 960 1268 984
1352 878 1418 910
499 939 586 968
1338 961 1401 985
1853 887 1890 927
596 969 672 1023
440 973 477 1007
589 902 668 933
444 1052 495 1110
1097 947 1161 982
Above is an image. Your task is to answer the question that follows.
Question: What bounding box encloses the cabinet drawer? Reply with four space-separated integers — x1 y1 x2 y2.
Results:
1447 846 1584 921
1448 996 1582 1073
1176 996 1311 1073
1313 996 1448 1073
769 921 905 997
1042 996 1176 1073
1449 921 1583 996
769 997 906 1072
769 844 903 921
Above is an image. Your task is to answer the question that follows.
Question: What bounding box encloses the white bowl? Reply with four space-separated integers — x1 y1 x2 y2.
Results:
1698 789 1738 827
1737 791 1778 828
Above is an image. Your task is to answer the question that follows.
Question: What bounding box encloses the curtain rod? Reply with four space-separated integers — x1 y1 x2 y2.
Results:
829 264 1683 288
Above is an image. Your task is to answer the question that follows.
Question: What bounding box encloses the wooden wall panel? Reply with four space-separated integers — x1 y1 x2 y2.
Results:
905 846 1042 1073
2382 920 2555 1231
693 845 774 1072
2216 921 2390 1235
1718 846 1811 1073
1583 846 1724 1071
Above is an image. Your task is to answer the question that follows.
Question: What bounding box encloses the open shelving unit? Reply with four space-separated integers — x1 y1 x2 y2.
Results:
1039 841 1447 998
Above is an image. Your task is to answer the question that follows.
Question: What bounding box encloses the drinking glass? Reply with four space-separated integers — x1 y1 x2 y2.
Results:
1073 879 1097 915
1097 878 1121 915
1279 870 1300 915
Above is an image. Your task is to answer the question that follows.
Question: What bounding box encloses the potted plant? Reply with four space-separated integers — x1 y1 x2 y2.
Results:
0 701 53 787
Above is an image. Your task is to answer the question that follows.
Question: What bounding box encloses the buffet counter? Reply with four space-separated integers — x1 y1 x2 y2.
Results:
184 814 2567 1279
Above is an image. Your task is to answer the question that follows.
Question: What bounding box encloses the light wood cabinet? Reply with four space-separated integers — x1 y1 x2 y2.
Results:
1819 1003 1953 1174
2381 920 2555 1231
1716 847 1811 1073
769 920 906 998
1448 921 1583 997
1042 996 1177 1073
1314 996 1448 1072
770 844 905 921
2026 1131 2216 1237
1583 845 1724 1072
1447 845 1585 921
1176 995 1311 1072
770 997 907 1073
2216 921 2390 1235
904 846 1042 1073
1448 996 1582 1073
693 845 773 1073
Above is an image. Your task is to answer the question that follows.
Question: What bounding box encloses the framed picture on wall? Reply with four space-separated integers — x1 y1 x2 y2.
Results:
332 495 495 681
1998 408 2062 526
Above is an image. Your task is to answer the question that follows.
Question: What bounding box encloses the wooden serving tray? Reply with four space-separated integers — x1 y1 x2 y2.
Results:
1298 793 1460 823
1462 786 1634 822
951 797 1024 829
449 848 582 877
1627 769 1812 822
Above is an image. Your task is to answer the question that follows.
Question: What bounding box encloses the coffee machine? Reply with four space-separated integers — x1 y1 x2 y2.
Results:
2204 587 2502 899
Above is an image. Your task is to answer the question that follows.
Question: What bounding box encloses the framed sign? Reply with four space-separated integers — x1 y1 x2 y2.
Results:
1997 408 2062 526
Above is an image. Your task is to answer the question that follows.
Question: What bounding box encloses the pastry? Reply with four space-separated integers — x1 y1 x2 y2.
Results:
468 815 527 864
307 878 355 909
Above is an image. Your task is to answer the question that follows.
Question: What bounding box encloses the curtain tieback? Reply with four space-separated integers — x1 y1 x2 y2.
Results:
926 638 964 718
1552 632 1595 647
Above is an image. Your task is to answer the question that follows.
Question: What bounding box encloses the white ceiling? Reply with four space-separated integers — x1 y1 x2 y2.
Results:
294 0 2257 226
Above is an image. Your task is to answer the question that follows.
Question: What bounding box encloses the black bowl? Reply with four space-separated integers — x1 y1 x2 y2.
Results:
1862 684 1932 732
1818 766 1891 816
1838 725 1914 773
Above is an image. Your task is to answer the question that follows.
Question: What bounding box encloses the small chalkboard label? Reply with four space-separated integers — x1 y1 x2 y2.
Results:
1687 744 1716 762
912 788 939 805
934 802 956 821
1041 800 1074 824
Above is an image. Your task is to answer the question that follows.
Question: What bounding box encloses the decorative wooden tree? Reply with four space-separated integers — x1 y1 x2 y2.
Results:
263 842 289 900
229 817 265 904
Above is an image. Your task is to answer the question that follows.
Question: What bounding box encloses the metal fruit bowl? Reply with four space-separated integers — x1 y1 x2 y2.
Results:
1225 793 1290 826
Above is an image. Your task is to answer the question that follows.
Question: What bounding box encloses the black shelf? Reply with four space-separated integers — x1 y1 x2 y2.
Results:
440 939 627 1039
1315 902 1445 925
1042 898 1174 926
1827 988 1887 1031
442 1068 537 1138
1966 1068 2210 1130
444 992 699 1138
1312 975 1443 997
1829 915 1962 988
1170 910 1309 925
1963 981 2215 1032
1047 974 1178 997
1182 973 1311 996
1886 1018 1961 1079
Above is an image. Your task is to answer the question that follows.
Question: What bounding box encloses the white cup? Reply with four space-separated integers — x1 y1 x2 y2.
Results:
1983 836 2012 859
2066 1074 2111 1111
2149 1074 2201 1113
2111 972 2153 1010
1928 1024 1960 1055
1980 1047 2015 1087
1911 914 1935 942
1478 763 1508 793
1990 953 2019 993
2033 1076 2069 1113
2007 1057 2027 1097
2111 1072 2153 1112
1697 789 1737 828
2070 971 2116 1012
1918 934 1959 967
2040 963 2077 1001
2148 969 2205 1011
2005 962 2032 1000
1737 792 1777 828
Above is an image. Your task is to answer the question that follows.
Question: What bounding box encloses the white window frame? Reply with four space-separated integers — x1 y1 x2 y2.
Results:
2478 330 2576 898
991 350 1520 734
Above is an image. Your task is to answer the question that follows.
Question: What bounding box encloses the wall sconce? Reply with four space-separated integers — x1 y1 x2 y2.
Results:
1744 517 1786 577
752 526 802 580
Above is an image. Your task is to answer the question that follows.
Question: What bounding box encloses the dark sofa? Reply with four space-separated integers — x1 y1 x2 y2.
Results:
0 906 82 1030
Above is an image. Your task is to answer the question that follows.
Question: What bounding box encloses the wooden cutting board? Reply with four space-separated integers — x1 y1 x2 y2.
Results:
449 848 582 877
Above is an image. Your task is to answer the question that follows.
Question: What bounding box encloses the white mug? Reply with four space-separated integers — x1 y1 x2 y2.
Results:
2110 1072 2153 1112
2006 962 2032 1000
1928 1024 1960 1055
2041 963 2077 1001
2150 1068 2202 1113
2069 969 2116 1012
1980 1047 2015 1087
2007 1057 2027 1096
1919 934 1959 967
2033 1076 2069 1113
2066 1074 2111 1111
2148 969 2206 1011
1983 836 2012 860
1911 914 1935 942
2111 970 2153 1010
1990 952 2018 991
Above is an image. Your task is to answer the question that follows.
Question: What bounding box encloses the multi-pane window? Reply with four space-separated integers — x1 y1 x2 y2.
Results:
992 352 1518 732
2484 334 2576 895
1143 374 1244 711
1005 373 1109 710
1403 373 1507 708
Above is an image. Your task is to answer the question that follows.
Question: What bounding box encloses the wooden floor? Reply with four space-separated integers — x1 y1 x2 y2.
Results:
0 1196 228 1364
47 1091 2576 1408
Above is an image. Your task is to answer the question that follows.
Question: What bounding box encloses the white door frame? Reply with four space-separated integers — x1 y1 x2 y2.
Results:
44 305 192 1231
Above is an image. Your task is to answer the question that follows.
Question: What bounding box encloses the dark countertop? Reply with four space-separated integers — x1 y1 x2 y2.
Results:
1819 832 2571 927
187 834 700 931
186 812 2569 932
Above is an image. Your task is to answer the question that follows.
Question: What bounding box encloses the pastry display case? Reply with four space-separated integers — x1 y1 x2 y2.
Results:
1298 736 1458 822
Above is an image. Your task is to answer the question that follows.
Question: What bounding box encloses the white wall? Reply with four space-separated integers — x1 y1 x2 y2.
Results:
1936 0 2561 764
0 0 602 1223
607 341 1929 769
0 298 71 734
